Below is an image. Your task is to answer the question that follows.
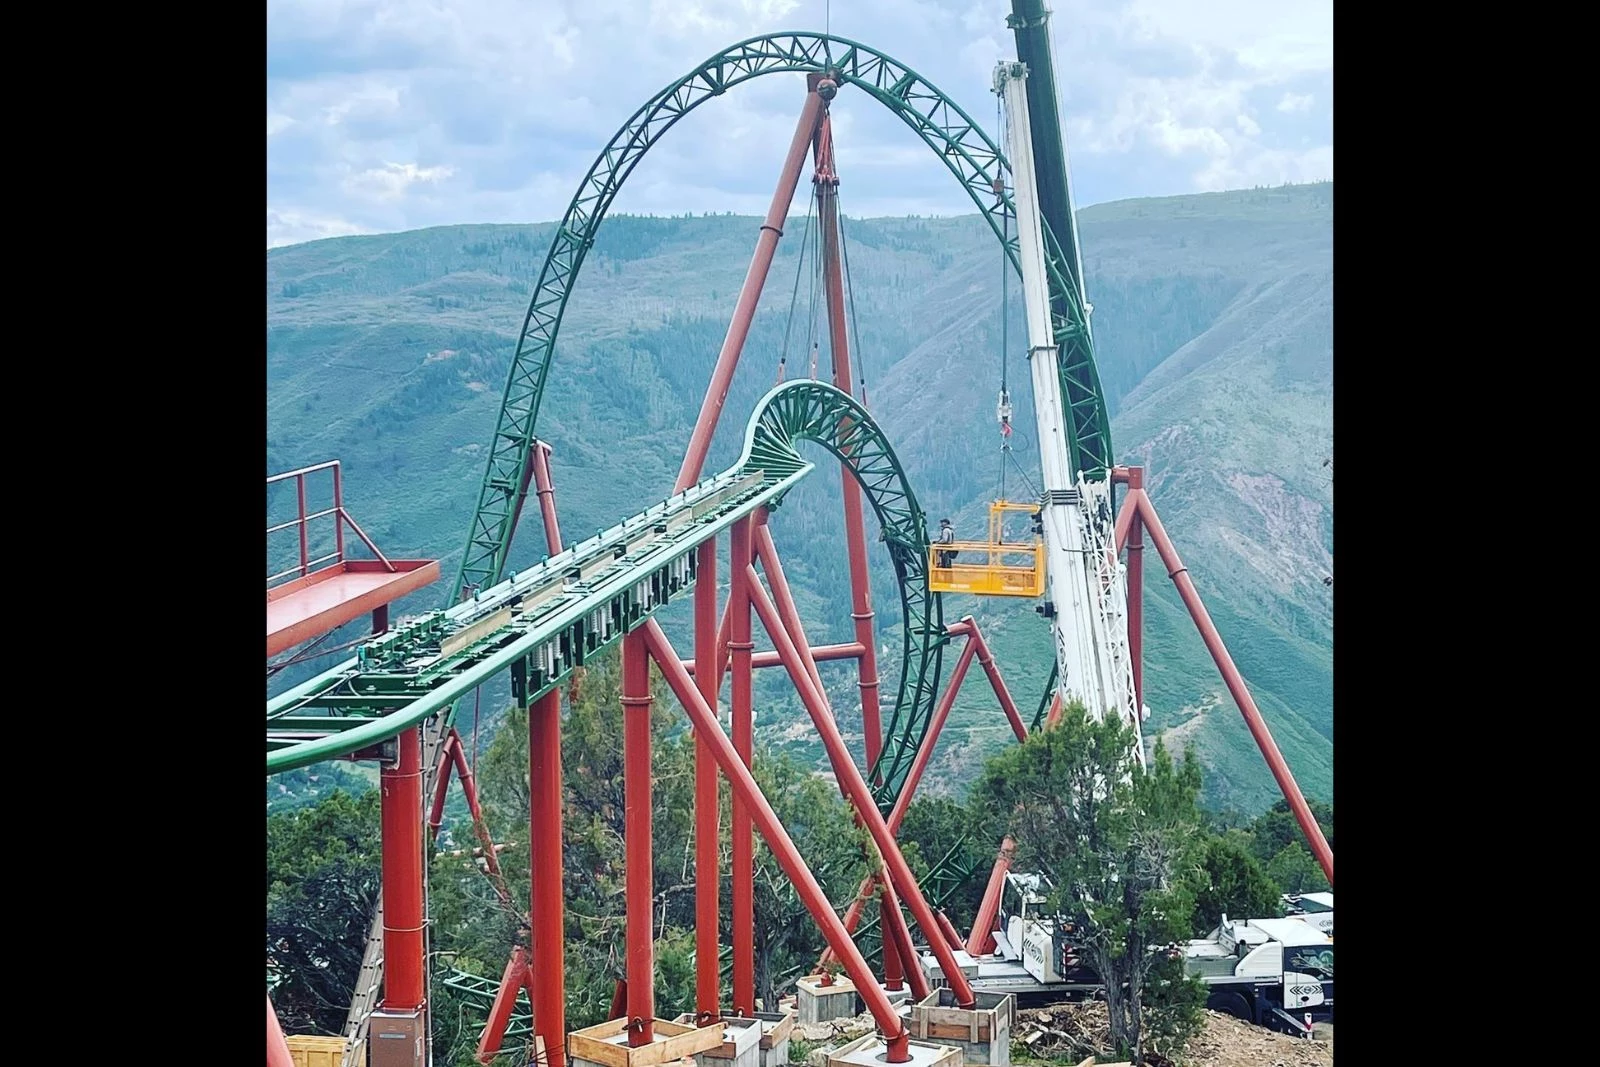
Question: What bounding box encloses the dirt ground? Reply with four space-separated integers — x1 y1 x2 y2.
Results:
1015 1003 1333 1067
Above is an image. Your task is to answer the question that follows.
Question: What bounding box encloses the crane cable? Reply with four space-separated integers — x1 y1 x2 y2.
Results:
777 185 820 384
996 88 1015 503
836 192 871 409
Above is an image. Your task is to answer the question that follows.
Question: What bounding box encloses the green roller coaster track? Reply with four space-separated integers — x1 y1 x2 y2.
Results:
450 31 1114 813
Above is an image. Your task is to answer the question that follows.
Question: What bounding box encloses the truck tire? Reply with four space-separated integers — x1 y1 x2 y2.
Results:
1205 991 1251 1023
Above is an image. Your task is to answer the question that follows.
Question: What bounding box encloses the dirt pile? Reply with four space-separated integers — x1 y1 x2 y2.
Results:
1013 1004 1332 1067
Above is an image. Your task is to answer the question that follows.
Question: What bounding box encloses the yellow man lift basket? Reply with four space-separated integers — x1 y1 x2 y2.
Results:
928 500 1045 597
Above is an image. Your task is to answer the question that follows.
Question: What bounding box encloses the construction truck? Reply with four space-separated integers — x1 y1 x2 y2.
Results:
920 874 1334 1036
1281 891 1333 936
1182 915 1333 1035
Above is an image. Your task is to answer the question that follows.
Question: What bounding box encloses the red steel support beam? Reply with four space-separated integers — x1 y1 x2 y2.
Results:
531 440 563 553
935 910 965 954
267 995 294 1067
1133 489 1333 886
639 620 912 1062
1125 469 1145 712
966 837 1016 956
381 726 426 1012
693 540 721 1021
622 633 656 1044
729 518 756 1015
477 946 532 1064
947 618 1027 742
811 105 885 777
745 566 978 1008
753 522 824 697
877 878 930 1000
676 91 825 490
684 642 864 676
530 688 567 1067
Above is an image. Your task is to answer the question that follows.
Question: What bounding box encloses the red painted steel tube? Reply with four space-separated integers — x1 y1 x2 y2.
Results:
1134 489 1333 886
712 515 761 694
880 887 904 990
428 734 456 841
896 637 978 817
729 519 756 1015
965 837 1015 956
935 910 965 954
745 566 978 1008
477 946 530 1063
267 995 295 1067
812 122 885 772
878 879 930 999
532 441 563 553
684 642 864 675
622 633 656 1044
1124 470 1144 712
639 620 912 1062
675 92 825 490
381 726 426 1011
947 618 1027 742
530 688 567 1067
448 732 505 884
694 540 721 1020
752 524 824 698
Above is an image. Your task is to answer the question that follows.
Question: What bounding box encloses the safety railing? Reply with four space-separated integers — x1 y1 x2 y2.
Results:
267 460 395 588
927 539 1046 597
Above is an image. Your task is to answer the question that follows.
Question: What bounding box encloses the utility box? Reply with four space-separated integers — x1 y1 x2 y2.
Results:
910 988 1015 1067
285 1035 346 1067
369 1008 427 1067
795 974 857 1025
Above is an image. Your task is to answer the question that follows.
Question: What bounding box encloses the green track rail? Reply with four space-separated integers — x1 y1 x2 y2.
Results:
267 381 936 778
451 30 1114 814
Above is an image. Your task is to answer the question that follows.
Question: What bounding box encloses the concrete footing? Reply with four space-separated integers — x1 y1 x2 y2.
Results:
908 989 1014 1067
826 1034 960 1067
795 975 857 1025
745 1010 795 1067
569 1017 725 1067
671 1015 762 1067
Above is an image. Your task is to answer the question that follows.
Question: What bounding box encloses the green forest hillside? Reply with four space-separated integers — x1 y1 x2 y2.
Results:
266 181 1332 813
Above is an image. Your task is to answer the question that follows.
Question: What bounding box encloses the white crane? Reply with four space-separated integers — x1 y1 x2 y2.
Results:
993 59 1145 759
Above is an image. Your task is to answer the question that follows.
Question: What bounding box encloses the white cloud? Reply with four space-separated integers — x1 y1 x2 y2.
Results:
266 209 370 248
344 162 457 201
266 0 1333 246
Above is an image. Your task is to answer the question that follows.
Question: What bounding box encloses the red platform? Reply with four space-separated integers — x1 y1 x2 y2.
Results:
267 559 440 657
267 460 441 657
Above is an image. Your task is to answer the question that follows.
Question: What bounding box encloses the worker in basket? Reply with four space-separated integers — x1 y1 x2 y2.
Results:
936 518 957 567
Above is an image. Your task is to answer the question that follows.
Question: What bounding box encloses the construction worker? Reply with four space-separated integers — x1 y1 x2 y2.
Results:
936 518 956 567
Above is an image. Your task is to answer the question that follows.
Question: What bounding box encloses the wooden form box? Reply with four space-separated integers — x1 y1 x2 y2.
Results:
569 1017 725 1067
910 988 1015 1067
825 1034 961 1067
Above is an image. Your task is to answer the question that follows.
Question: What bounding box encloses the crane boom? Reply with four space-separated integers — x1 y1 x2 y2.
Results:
994 60 1143 754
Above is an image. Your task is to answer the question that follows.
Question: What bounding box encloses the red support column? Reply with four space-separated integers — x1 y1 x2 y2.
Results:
676 91 825 489
745 566 978 1008
1133 490 1333 886
693 540 721 1021
950 618 1028 742
477 946 531 1064
935 910 965 954
530 688 567 1067
753 522 824 697
1125 469 1144 712
878 878 931 1001
684 642 863 675
966 837 1015 956
532 441 563 551
381 726 426 1012
639 621 912 1063
812 105 885 778
623 633 656 1044
427 733 457 842
267 995 294 1067
729 518 756 1015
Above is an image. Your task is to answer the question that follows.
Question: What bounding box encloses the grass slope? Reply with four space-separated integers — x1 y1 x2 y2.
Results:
266 182 1332 813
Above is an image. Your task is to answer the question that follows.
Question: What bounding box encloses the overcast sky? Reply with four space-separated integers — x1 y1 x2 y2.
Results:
266 0 1332 248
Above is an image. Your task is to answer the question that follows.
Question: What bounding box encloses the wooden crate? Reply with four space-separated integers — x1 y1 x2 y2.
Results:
910 988 1014 1067
569 1016 725 1067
